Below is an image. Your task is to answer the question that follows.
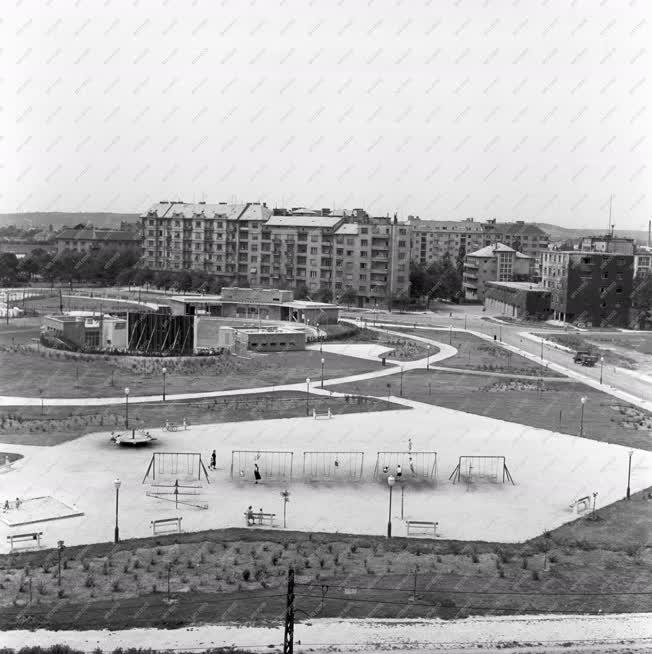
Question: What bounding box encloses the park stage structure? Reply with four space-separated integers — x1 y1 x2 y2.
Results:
142 452 210 484
302 451 364 482
448 456 514 485
373 451 438 483
231 450 294 482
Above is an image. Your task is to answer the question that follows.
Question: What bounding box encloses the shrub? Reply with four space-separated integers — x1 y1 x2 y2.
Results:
242 568 251 581
471 553 480 563
84 575 95 588
521 557 528 570
111 580 121 592
350 544 357 554
319 558 326 569
82 560 90 572
532 570 540 581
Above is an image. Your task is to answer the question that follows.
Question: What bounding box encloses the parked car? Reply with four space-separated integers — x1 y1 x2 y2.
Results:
573 351 599 366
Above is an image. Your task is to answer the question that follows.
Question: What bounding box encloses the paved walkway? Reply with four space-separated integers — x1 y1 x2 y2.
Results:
0 321 646 412
0 331 458 407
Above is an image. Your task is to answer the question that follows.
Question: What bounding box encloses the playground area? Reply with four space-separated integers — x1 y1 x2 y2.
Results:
1 400 651 553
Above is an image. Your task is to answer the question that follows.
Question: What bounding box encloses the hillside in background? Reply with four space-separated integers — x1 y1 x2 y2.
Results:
0 212 140 229
534 222 650 243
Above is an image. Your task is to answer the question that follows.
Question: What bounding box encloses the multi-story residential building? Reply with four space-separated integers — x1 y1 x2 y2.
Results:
634 249 652 277
141 202 411 307
540 250 634 326
56 228 141 254
481 220 550 258
463 243 534 302
579 235 636 255
408 217 484 267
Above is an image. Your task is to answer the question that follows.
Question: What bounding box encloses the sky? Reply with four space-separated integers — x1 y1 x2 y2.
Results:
1 0 651 229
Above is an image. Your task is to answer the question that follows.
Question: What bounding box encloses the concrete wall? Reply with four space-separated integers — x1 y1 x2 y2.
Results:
236 329 305 352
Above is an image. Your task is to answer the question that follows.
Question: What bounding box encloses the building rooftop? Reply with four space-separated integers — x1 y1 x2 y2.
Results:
334 224 360 235
486 281 549 292
142 202 272 222
466 243 515 257
265 216 343 229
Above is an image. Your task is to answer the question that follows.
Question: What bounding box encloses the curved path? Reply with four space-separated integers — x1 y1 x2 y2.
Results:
0 332 458 407
0 320 603 407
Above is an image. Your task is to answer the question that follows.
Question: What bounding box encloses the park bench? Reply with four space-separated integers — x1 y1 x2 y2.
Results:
7 531 43 552
569 496 590 514
406 520 438 537
313 408 332 420
244 512 276 527
150 517 182 535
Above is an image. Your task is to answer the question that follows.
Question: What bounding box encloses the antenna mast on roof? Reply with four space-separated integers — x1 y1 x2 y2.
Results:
608 194 613 236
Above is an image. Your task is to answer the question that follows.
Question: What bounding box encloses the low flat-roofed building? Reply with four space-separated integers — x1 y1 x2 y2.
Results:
484 281 552 320
42 313 128 350
168 287 339 325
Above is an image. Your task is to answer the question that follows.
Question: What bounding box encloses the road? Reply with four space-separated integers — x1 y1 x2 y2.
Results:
345 306 652 409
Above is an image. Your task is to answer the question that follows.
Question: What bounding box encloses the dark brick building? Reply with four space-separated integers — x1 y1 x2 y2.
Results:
541 251 634 327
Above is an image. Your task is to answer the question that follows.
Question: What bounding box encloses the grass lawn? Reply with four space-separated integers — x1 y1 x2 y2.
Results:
21 293 153 316
360 325 565 377
0 492 650 630
0 391 403 446
326 326 435 361
331 370 652 451
584 331 652 355
0 348 384 399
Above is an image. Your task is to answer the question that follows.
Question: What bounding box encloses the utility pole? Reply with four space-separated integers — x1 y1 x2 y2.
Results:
5 292 9 325
283 568 295 654
59 287 63 313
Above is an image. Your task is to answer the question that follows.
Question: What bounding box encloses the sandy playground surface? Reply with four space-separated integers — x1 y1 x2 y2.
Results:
1 399 651 553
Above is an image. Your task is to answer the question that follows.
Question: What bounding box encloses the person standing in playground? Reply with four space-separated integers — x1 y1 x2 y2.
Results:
210 450 216 471
396 464 402 479
246 505 254 526
254 463 262 484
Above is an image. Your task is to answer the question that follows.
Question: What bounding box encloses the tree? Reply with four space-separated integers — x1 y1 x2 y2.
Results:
511 237 522 253
632 271 652 328
314 286 333 303
0 253 19 284
340 287 358 308
295 284 309 300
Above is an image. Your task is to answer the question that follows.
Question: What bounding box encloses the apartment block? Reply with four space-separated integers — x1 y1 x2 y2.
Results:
408 217 484 267
463 243 534 302
57 228 141 254
482 220 549 258
634 251 652 277
141 202 411 307
540 250 634 327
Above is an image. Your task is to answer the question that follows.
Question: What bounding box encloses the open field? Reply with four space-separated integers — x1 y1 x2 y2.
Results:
0 392 400 446
0 348 384 398
332 370 652 451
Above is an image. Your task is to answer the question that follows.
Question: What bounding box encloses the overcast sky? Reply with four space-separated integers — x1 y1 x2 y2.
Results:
2 0 650 229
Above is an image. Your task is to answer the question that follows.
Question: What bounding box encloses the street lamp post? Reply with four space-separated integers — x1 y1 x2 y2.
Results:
499 325 502 342
305 378 310 416
114 478 121 543
57 540 65 586
449 324 452 345
280 489 291 528
386 476 395 538
600 356 604 385
579 396 586 437
162 367 167 402
626 450 633 500
400 366 404 397
124 387 130 428
320 358 325 389
426 345 430 370
540 339 544 360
